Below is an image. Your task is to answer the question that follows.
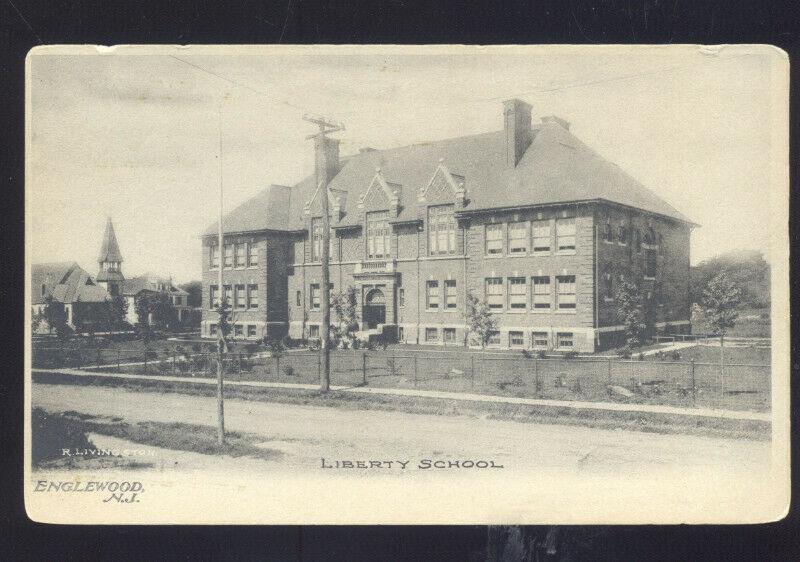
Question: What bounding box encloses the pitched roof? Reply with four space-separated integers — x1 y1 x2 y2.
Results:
98 218 124 263
31 262 110 304
122 274 186 296
203 116 691 236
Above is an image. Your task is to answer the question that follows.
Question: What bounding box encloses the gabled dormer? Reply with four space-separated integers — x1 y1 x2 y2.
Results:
358 168 402 218
418 160 466 208
302 181 347 223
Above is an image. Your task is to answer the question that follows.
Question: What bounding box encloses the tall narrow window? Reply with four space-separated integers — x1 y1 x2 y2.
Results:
248 284 259 309
296 290 301 307
485 224 503 255
532 276 551 310
311 218 322 262
426 280 439 310
235 244 246 267
556 218 576 252
235 284 246 309
602 220 613 242
556 275 576 310
645 249 658 278
210 245 219 268
366 210 390 259
508 277 527 310
399 288 405 307
508 222 528 254
329 233 338 262
617 224 628 245
485 277 504 309
603 269 613 300
444 279 457 309
223 244 234 267
532 220 551 254
428 204 456 255
310 284 320 309
248 242 259 266
222 285 232 306
210 285 219 308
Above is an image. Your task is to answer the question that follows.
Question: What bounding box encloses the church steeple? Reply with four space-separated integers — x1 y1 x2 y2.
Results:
96 217 125 296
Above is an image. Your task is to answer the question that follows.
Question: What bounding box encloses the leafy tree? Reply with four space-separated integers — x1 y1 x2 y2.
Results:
179 280 203 308
134 291 178 333
134 294 152 342
331 286 359 348
699 272 741 384
691 250 769 308
215 300 233 353
615 278 648 347
43 296 70 340
104 294 129 329
465 293 497 349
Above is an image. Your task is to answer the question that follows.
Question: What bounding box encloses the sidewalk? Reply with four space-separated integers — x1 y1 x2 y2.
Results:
32 367 771 422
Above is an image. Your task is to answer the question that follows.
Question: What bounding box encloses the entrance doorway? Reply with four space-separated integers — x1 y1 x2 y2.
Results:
362 288 386 329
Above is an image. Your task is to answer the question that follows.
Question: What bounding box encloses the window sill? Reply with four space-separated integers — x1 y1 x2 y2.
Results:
603 297 614 303
425 308 440 313
532 251 552 256
555 250 577 256
484 254 505 259
531 309 551 314
506 309 527 314
643 276 656 281
554 309 577 314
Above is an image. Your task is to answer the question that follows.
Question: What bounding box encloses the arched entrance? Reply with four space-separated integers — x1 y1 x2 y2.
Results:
362 288 386 329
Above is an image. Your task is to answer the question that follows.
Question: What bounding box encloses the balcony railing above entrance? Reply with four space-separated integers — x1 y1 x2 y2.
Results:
354 259 397 275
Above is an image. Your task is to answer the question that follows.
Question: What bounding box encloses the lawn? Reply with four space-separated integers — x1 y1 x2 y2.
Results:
692 306 770 338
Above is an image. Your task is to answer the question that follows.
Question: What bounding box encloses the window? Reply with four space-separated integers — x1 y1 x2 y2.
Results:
234 324 244 337
645 249 657 278
532 276 551 310
248 284 259 309
556 332 574 349
509 331 524 348
223 285 232 306
398 327 404 342
235 284 246 309
644 226 656 246
366 210 390 259
508 277 527 310
311 218 323 261
329 234 338 262
210 285 219 308
602 221 613 242
174 296 182 306
428 204 456 255
209 324 217 336
425 327 438 342
556 218 576 252
398 288 405 307
617 224 628 245
532 220 551 254
444 280 457 310
485 277 504 309
309 325 320 338
603 269 613 299
508 222 528 254
556 275 576 310
634 230 642 252
443 328 456 344
310 284 320 309
248 243 259 266
426 280 439 310
658 233 665 255
532 331 549 348
224 244 234 267
247 325 257 337
485 224 503 255
487 331 501 347
296 290 301 307
210 245 219 268
235 244 246 267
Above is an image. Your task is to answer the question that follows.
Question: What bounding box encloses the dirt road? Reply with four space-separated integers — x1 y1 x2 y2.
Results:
32 382 768 478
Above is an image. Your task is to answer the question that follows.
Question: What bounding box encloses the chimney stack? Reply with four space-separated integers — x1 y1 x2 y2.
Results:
314 136 340 186
503 98 532 168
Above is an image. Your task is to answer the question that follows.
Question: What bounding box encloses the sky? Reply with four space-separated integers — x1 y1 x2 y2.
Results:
27 45 781 284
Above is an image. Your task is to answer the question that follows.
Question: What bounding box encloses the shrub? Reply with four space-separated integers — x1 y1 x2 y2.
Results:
191 343 202 354
536 350 547 359
616 346 632 359
156 360 171 373
636 352 645 361
563 350 579 360
521 349 532 359
670 351 682 361
282 365 295 377
281 335 294 349
176 360 190 374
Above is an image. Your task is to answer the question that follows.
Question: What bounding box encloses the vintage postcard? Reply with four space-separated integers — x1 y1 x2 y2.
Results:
24 44 789 524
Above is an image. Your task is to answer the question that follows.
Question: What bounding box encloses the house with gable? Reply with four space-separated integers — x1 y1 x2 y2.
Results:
201 99 694 352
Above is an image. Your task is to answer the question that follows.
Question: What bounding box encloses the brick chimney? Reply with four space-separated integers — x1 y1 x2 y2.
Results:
314 135 340 186
503 98 532 168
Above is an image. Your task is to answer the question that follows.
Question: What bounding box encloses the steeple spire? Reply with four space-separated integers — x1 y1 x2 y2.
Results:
98 217 124 264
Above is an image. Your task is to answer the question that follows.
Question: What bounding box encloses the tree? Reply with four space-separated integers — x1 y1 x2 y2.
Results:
465 293 497 349
331 286 359 349
107 294 129 329
134 292 178 333
134 293 152 340
179 280 203 308
43 295 70 341
615 278 647 347
699 272 741 390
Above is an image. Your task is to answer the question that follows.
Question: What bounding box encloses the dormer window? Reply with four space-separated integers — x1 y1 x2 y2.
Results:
427 204 456 256
366 210 390 259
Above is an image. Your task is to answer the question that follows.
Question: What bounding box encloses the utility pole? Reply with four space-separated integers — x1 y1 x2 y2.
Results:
216 103 226 444
303 115 344 393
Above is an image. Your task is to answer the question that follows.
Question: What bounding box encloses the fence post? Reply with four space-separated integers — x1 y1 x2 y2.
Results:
143 350 147 374
117 349 120 372
607 358 612 387
690 359 696 407
362 352 367 385
172 351 176 374
413 356 418 388
97 348 101 367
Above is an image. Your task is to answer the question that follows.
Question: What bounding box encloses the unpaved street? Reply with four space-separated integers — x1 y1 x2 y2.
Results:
32 382 768 478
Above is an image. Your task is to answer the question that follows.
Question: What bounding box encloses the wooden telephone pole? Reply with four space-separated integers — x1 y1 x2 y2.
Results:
304 115 344 392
